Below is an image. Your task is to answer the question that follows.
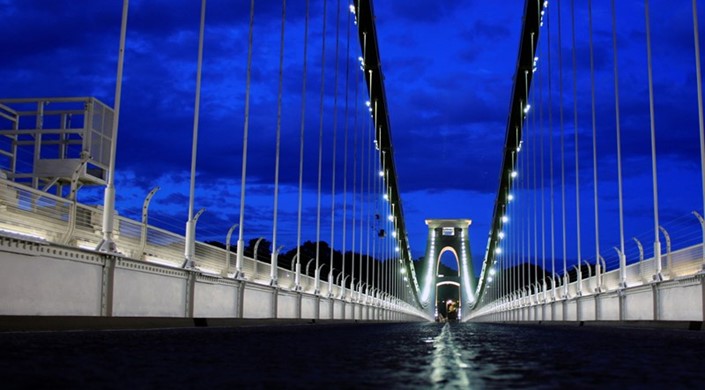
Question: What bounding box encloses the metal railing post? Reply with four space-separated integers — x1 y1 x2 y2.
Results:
139 186 160 260
253 237 265 261
633 237 644 280
691 211 705 271
314 264 325 296
270 244 284 286
291 254 301 291
183 208 205 269
658 226 671 278
222 223 239 277
305 258 315 290
339 275 350 300
583 260 592 292
615 246 627 288
599 255 606 292
573 265 582 296
327 267 335 297
61 156 89 245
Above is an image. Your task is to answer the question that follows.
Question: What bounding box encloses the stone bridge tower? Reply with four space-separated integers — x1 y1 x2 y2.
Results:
418 219 476 319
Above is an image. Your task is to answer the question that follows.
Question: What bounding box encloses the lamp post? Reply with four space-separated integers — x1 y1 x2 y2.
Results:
633 237 644 280
139 186 160 260
222 223 239 277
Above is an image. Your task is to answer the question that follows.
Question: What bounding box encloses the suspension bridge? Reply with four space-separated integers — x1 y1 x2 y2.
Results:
1 0 705 330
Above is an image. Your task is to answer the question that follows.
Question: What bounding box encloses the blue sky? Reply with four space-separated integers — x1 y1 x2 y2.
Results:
1 0 704 275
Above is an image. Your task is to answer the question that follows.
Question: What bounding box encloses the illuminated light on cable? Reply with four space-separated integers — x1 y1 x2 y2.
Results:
400 267 406 274
523 104 531 114
388 214 394 222
508 193 514 202
365 100 371 107
544 1 548 7
349 4 356 13
378 170 384 177
395 246 400 252
495 247 502 254
511 170 518 178
502 215 509 223
498 231 505 239
490 268 496 276
392 231 397 238
488 276 493 283
383 193 389 201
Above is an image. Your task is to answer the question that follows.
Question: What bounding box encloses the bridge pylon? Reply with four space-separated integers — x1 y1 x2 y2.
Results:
418 219 476 320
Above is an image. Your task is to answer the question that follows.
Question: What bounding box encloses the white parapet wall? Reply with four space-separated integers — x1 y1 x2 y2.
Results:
468 273 705 325
0 235 428 325
467 242 705 326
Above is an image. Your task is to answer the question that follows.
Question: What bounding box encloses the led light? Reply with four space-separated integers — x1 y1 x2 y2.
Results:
395 246 400 252
388 215 394 221
365 100 371 107
488 276 493 283
392 231 397 238
378 170 384 177
400 267 406 274
511 170 518 178
349 4 356 13
490 268 496 276
502 215 509 223
383 193 389 201
498 231 505 239
508 193 514 202
523 104 531 114
495 247 502 254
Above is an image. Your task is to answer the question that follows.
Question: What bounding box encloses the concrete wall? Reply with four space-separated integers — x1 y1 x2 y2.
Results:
0 236 428 323
469 275 704 324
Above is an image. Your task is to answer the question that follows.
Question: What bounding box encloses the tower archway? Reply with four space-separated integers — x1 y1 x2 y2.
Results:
418 219 476 319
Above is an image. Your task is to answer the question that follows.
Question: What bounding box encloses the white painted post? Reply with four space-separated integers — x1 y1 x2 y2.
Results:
270 245 284 286
658 226 671 278
615 246 627 288
573 265 582 296
184 208 205 269
633 237 644 281
139 186 160 260
692 211 705 271
222 223 239 277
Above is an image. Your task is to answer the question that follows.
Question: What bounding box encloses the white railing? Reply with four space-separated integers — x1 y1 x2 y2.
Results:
0 176 417 314
472 242 704 319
